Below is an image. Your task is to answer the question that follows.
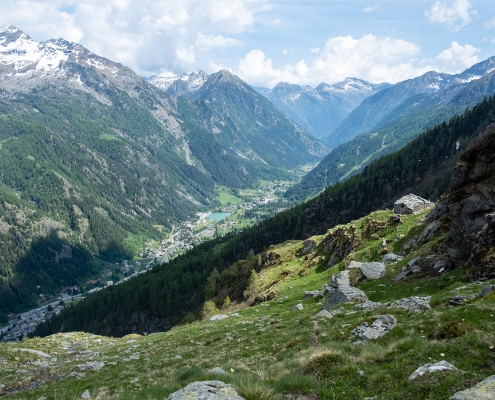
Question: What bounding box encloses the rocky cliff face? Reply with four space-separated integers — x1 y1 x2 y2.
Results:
429 124 495 279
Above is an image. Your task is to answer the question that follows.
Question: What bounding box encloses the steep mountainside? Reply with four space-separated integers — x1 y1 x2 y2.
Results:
257 78 391 139
287 63 495 201
33 95 495 337
0 26 324 320
184 70 328 168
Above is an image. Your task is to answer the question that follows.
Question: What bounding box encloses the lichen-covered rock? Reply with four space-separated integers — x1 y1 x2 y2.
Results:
167 381 244 400
450 374 495 399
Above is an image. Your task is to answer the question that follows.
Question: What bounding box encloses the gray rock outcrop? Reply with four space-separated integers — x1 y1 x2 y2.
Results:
350 315 397 343
382 253 401 264
360 262 386 280
408 360 457 380
167 381 244 400
210 314 228 322
389 296 431 312
450 374 495 399
323 286 368 309
291 303 304 311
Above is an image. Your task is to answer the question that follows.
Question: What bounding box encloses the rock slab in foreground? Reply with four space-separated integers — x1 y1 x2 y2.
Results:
450 374 495 399
167 381 244 400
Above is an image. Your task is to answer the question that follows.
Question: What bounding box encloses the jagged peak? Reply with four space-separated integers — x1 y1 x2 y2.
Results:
0 25 23 35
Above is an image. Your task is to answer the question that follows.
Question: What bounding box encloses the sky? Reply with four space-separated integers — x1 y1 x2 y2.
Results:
1 0 495 87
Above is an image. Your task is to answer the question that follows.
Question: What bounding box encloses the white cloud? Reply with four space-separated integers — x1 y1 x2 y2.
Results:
484 18 495 29
425 0 477 31
272 18 280 25
434 41 480 72
310 47 320 53
282 48 295 55
0 0 269 75
238 34 427 87
196 34 242 49
364 3 381 13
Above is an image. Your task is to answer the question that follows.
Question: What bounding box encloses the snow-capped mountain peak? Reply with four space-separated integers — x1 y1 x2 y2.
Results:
147 70 209 97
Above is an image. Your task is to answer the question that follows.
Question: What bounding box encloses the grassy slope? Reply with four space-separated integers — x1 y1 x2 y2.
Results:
2 209 494 399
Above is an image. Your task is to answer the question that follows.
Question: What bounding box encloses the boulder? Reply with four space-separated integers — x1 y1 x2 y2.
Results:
478 285 495 298
209 367 227 375
323 286 368 309
350 315 397 343
81 390 90 399
408 361 457 380
408 257 421 267
450 374 495 399
348 260 363 270
315 309 333 319
304 290 322 298
395 271 412 281
209 314 228 322
389 296 431 312
360 262 386 280
291 303 304 311
329 271 351 288
355 300 384 310
167 381 244 400
382 253 400 264
411 265 422 274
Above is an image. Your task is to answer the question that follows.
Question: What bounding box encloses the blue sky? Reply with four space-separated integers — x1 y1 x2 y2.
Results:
1 0 494 87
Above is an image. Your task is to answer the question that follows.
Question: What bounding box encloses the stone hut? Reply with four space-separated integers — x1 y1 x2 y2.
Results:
394 194 433 215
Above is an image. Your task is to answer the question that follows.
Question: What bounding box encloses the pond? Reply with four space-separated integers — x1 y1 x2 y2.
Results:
207 212 231 221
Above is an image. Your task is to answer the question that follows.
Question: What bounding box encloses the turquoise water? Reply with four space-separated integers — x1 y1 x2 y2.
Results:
207 212 231 221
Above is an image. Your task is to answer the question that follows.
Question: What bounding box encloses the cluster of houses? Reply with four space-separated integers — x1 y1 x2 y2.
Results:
0 293 76 342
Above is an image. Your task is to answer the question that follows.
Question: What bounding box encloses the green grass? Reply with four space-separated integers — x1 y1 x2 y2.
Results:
2 209 495 399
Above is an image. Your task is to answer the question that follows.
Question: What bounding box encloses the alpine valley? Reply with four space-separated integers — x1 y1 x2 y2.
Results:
2 22 495 400
0 26 326 321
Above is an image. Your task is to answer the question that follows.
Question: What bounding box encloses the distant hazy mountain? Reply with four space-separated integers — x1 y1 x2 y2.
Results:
255 78 391 140
286 56 495 200
326 57 495 148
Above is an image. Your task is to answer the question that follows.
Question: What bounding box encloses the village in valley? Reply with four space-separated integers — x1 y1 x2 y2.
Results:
0 180 296 342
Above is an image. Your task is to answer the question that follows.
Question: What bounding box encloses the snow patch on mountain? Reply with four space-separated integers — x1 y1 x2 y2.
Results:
147 71 209 95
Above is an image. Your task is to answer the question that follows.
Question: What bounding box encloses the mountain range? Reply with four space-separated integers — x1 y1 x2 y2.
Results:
286 56 495 200
254 78 392 140
0 25 325 320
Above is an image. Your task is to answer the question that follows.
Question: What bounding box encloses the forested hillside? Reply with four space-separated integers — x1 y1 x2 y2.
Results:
32 95 495 338
286 68 495 200
0 27 326 321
